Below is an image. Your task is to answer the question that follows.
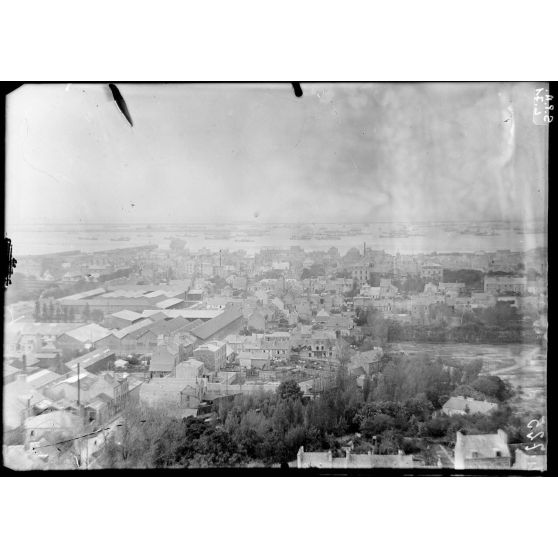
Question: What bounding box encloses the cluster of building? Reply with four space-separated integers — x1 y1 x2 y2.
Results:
294 428 546 471
4 241 547 469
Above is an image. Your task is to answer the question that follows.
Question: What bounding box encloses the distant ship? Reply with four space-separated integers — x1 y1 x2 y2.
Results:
520 226 544 234
380 230 410 238
315 234 341 240
205 234 229 239
473 229 498 236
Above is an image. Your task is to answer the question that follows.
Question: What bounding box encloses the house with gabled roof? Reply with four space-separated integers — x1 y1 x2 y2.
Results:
316 308 330 323
442 396 498 417
24 410 83 450
104 309 144 329
190 307 244 342
4 375 46 432
64 348 116 375
149 316 191 340
56 323 113 357
193 341 227 372
109 318 156 354
140 377 204 412
149 344 179 378
25 369 64 391
156 297 187 310
349 348 383 376
175 359 205 382
4 360 21 384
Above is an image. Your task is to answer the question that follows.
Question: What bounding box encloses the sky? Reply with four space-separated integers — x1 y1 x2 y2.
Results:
6 82 548 225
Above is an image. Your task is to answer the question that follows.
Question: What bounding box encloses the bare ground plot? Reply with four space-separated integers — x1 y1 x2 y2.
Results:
387 342 546 418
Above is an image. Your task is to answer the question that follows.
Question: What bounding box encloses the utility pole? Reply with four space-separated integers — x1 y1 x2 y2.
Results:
77 362 81 408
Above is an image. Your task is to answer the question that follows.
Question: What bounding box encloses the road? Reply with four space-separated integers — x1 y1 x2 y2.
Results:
485 346 541 376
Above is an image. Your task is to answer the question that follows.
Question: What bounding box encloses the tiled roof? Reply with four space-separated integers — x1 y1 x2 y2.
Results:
34 352 60 359
194 341 225 353
149 347 177 372
239 351 268 360
63 323 112 344
58 370 93 384
164 309 223 320
111 309 144 322
17 322 86 336
58 288 106 301
148 317 189 336
143 290 167 298
350 349 382 368
141 378 195 394
25 369 63 390
191 308 243 341
443 396 498 415
24 410 82 431
113 318 154 339
65 348 115 371
156 298 184 309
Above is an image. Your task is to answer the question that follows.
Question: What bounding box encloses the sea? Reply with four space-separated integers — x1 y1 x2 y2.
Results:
7 221 547 258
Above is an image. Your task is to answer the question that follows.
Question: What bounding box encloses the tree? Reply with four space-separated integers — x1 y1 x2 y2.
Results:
301 264 325 280
362 375 371 402
471 375 512 401
451 384 489 401
428 303 454 326
386 319 404 342
102 406 175 468
442 269 483 290
91 309 104 323
346 279 359 298
354 307 367 327
422 416 451 438
34 300 41 321
462 358 483 384
335 339 351 370
54 304 63 322
378 429 402 454
68 306 76 322
360 336 376 351
481 302 519 327
277 380 303 401
358 308 389 344
361 413 396 437
83 303 91 321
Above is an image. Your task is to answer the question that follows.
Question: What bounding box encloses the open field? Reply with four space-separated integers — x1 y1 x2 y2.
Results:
387 341 546 418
